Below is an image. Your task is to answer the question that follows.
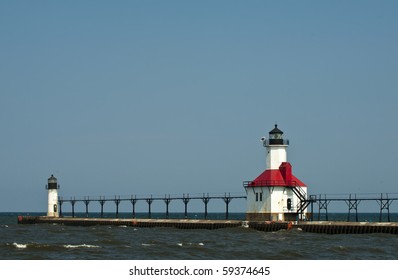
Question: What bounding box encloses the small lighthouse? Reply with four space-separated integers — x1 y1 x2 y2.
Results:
46 175 59 217
244 125 308 221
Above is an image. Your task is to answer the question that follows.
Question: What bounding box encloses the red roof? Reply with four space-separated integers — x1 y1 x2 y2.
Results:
248 162 306 187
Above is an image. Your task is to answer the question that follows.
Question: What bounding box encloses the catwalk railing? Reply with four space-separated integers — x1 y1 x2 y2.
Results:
58 191 398 222
58 193 247 220
307 193 398 222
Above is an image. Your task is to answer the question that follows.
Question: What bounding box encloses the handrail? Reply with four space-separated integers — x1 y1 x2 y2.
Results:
59 192 247 202
243 180 301 187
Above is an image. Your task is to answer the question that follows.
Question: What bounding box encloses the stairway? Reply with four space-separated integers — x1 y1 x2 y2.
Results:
290 183 311 216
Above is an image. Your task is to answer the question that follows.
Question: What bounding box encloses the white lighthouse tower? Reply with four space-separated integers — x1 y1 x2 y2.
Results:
46 174 59 217
244 125 308 221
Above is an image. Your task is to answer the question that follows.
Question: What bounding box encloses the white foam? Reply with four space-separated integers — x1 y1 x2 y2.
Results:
177 242 204 247
141 243 154 247
64 244 100 249
13 242 27 249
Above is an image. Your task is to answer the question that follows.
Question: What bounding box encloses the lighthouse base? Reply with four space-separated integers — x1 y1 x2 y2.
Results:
47 212 59 218
246 212 300 222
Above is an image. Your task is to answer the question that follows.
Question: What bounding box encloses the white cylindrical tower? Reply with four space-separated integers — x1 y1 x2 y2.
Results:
263 125 289 170
46 174 59 217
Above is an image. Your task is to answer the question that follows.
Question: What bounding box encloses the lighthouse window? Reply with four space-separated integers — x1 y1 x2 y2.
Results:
271 133 282 140
255 193 259 201
260 193 263 201
287 198 292 210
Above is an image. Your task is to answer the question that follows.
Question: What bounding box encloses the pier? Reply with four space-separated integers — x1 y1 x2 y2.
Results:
296 221 398 234
35 175 398 234
18 216 243 230
17 216 398 234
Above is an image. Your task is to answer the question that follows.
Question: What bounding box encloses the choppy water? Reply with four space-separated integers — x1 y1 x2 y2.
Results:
1 212 398 259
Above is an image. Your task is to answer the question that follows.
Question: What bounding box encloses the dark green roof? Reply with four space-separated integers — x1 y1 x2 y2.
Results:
269 124 283 134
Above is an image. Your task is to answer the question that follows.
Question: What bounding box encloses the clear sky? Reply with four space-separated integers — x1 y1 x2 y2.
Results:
1 1 397 213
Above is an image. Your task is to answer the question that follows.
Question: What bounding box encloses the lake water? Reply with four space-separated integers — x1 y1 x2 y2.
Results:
1 212 398 260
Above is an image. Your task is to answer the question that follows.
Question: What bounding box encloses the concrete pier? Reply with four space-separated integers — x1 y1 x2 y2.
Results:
17 216 398 234
17 216 242 230
296 221 398 234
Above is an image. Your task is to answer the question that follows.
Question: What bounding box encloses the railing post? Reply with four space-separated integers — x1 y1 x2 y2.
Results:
202 193 210 219
182 194 190 219
346 194 360 222
114 196 121 218
164 195 171 219
223 193 232 220
99 197 106 218
71 197 76 218
378 193 392 222
146 196 153 218
317 194 329 221
59 198 63 217
84 196 90 218
130 195 137 218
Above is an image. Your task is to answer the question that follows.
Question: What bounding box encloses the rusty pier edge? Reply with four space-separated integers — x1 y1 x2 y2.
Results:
17 216 398 234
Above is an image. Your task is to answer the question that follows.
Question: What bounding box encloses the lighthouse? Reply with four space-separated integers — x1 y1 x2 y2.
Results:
244 125 308 221
46 174 59 217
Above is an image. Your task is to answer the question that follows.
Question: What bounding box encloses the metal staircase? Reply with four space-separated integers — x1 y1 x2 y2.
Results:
289 182 311 216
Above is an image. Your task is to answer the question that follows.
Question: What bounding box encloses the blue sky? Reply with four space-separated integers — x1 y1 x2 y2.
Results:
1 1 397 213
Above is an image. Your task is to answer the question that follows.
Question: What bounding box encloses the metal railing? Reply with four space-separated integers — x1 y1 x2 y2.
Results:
243 180 301 187
58 192 247 220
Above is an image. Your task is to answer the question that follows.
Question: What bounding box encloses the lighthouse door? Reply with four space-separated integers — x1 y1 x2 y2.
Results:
53 204 57 212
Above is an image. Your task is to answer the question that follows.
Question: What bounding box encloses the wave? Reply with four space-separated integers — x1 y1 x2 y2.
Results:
7 242 100 250
141 243 155 247
63 244 100 249
8 242 50 249
177 242 205 247
12 242 27 249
